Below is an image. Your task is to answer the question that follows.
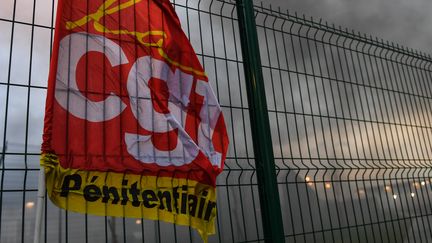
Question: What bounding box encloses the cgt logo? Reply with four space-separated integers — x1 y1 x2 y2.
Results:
55 32 225 167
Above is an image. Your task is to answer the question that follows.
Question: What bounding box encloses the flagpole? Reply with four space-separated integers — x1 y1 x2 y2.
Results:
33 166 46 243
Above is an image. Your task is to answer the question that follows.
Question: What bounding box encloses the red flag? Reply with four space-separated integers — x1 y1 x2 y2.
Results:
41 0 229 240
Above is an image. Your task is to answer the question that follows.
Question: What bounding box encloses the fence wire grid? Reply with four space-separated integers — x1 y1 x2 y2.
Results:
1 0 432 242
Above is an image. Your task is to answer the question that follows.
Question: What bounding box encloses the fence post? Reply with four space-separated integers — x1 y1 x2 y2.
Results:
235 1 285 242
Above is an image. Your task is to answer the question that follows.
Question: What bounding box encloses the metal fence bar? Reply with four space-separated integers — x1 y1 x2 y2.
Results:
236 0 284 242
0 0 18 240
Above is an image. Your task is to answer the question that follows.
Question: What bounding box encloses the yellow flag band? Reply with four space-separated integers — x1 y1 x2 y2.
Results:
41 154 217 239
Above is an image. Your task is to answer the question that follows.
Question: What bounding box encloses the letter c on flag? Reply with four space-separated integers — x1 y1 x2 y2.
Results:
55 32 128 122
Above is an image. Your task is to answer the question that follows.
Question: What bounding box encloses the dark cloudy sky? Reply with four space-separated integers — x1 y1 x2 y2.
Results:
266 0 432 53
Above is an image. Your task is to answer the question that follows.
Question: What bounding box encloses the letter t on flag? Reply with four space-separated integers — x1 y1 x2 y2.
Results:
38 0 229 241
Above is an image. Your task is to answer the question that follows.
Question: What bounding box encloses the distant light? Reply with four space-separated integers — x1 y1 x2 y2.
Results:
393 194 398 200
411 193 415 198
305 176 311 182
325 183 331 189
26 201 35 209
358 189 365 196
421 181 426 186
414 182 420 189
307 182 314 187
135 219 141 225
385 186 391 192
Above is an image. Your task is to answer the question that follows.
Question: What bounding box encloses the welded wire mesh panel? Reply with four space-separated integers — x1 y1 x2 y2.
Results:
0 0 55 241
3 0 432 242
0 0 263 242
254 3 432 243
174 1 264 242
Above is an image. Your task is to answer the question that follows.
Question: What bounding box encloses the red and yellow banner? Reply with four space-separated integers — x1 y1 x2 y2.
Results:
41 0 228 240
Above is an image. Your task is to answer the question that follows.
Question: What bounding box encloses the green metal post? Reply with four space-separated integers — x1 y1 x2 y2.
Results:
236 1 285 242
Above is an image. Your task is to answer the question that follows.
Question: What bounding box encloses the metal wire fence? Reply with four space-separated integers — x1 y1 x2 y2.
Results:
1 0 432 242
255 4 432 243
